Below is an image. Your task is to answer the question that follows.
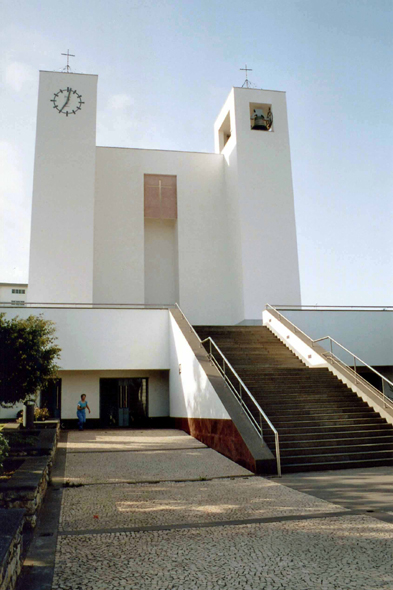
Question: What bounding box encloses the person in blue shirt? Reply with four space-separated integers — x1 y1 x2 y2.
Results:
76 394 91 431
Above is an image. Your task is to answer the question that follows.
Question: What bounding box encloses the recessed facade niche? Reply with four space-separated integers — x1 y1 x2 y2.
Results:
218 111 232 152
249 103 273 131
144 174 177 219
143 174 179 305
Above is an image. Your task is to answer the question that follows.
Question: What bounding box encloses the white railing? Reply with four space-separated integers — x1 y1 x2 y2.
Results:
174 304 281 476
266 304 393 411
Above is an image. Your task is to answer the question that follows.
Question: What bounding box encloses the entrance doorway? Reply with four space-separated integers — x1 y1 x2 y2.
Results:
100 378 148 427
40 379 62 418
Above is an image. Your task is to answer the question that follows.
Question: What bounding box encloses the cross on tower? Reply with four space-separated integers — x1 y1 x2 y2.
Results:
240 64 253 88
61 50 75 73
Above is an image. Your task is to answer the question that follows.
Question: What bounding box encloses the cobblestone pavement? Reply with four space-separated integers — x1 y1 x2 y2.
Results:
61 429 207 453
52 430 393 590
63 429 251 484
60 478 347 532
64 447 251 484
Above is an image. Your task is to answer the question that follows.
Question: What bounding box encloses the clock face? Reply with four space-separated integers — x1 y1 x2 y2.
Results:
50 87 84 116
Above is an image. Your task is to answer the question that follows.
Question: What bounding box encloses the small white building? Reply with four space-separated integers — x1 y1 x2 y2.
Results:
0 283 28 306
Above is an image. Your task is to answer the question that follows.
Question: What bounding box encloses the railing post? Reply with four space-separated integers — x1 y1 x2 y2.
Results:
239 382 243 406
275 432 282 477
259 412 263 438
354 356 357 384
209 339 212 361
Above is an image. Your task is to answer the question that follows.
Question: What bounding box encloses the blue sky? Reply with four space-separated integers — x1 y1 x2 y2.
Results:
1 0 392 304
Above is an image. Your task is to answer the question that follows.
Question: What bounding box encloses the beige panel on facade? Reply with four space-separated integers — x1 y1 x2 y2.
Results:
144 174 177 219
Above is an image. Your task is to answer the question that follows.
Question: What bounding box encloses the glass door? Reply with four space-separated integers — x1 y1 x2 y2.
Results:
100 378 148 427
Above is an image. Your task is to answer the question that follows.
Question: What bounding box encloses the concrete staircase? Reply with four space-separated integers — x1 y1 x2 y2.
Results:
195 325 393 473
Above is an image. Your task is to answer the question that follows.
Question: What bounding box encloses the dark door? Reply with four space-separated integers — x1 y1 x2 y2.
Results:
100 378 148 427
40 379 62 418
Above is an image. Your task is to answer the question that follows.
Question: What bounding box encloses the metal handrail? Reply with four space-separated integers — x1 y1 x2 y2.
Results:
174 303 203 343
266 304 314 342
0 302 176 309
270 305 393 311
173 303 281 476
266 304 393 410
200 336 281 477
321 350 393 409
314 336 393 385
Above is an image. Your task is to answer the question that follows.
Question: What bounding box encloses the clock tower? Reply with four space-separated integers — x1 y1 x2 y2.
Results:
28 70 98 303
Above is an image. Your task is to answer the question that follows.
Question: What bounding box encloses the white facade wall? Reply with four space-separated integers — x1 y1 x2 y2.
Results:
28 71 98 303
0 403 24 420
168 313 230 419
0 308 169 370
215 92 245 323
281 310 393 367
144 219 179 305
214 88 301 320
0 307 229 421
94 147 240 324
26 72 302 324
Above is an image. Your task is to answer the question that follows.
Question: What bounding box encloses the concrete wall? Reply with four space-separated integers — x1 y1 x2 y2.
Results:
280 310 393 367
59 369 169 419
0 284 28 304
144 219 179 305
214 90 245 324
26 75 301 325
168 313 230 419
214 88 301 321
0 402 24 420
235 88 301 318
28 71 98 303
0 307 170 371
0 307 230 421
94 147 239 324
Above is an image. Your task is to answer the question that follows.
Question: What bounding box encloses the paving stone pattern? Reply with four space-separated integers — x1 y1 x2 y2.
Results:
52 430 393 590
61 429 207 453
60 477 347 531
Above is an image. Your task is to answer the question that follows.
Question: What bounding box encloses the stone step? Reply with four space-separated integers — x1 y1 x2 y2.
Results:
263 425 393 441
281 448 393 465
260 416 386 428
279 441 393 457
253 401 369 411
278 435 393 449
262 422 388 436
261 409 376 419
282 457 393 473
196 323 392 474
235 372 344 380
249 389 364 398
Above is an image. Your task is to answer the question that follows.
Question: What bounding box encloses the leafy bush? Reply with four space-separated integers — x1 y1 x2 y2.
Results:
0 433 10 471
34 407 50 421
0 314 61 406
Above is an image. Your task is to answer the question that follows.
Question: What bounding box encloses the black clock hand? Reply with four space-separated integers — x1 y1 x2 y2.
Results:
59 90 72 113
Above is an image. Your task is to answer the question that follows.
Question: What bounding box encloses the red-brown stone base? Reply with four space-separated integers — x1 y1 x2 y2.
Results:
173 417 256 473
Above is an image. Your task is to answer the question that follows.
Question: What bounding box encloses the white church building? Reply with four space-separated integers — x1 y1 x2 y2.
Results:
2 69 392 473
27 70 301 323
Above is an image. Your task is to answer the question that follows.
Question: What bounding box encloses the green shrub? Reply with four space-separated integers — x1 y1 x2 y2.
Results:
34 407 50 421
0 433 10 471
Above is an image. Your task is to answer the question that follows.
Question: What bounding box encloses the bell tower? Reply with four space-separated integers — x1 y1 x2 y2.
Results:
214 87 301 320
28 70 98 303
